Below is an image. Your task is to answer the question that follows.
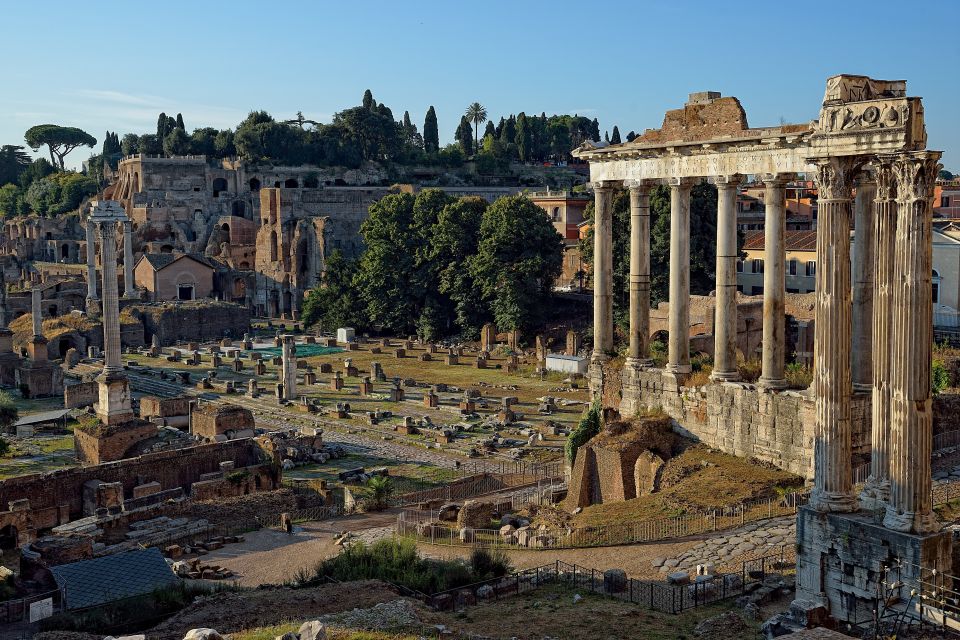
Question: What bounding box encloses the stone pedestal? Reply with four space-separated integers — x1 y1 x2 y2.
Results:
95 371 134 426
794 506 951 624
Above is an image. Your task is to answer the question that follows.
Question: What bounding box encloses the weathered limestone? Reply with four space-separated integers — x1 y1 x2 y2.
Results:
666 178 695 375
883 151 941 534
591 182 615 363
758 174 791 390
809 156 858 513
91 201 134 426
860 160 896 508
627 181 655 367
85 220 98 307
281 335 297 401
31 288 42 338
851 177 876 391
122 220 136 299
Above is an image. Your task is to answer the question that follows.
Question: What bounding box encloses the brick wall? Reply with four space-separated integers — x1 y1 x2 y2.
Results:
74 421 158 465
64 382 98 409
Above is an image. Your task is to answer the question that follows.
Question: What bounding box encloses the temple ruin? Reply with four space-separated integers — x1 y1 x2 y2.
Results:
575 75 948 624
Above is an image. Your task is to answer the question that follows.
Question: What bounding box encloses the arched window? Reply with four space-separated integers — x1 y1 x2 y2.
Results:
212 177 228 197
933 269 941 304
249 178 261 192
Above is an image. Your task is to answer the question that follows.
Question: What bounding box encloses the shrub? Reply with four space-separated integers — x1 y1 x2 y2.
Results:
0 391 17 432
469 548 512 580
933 359 950 396
785 362 813 389
565 397 602 464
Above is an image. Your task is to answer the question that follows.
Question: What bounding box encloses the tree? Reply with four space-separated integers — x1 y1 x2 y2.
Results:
362 89 375 111
590 118 601 142
163 128 191 156
365 475 394 511
432 196 489 336
940 169 956 181
175 113 186 131
626 131 637 142
483 121 496 139
214 130 236 158
189 127 219 156
0 391 16 436
423 106 439 155
120 133 139 156
0 145 31 186
455 116 473 156
469 195 564 332
301 250 361 331
515 112 531 162
465 102 487 153
137 134 162 155
24 125 96 170
610 126 622 144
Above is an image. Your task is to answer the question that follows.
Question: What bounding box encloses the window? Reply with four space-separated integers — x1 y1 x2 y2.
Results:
177 284 195 301
552 207 560 222
933 269 941 304
788 259 798 276
736 259 744 273
943 196 951 208
752 259 764 274
751 285 764 295
806 261 816 277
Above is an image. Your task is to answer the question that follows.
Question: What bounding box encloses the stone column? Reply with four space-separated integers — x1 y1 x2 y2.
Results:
861 159 895 509
122 221 136 299
627 180 656 366
98 221 122 375
711 175 742 381
884 151 941 534
0 272 7 330
281 334 297 401
31 287 42 338
667 178 696 375
809 157 858 513
758 174 791 390
851 177 876 392
591 181 616 363
85 220 98 303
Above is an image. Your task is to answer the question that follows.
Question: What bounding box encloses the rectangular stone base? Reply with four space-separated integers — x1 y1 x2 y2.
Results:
795 505 952 624
14 361 64 398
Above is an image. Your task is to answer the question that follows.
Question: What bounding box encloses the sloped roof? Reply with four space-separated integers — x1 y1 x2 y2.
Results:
139 253 215 272
744 230 817 252
51 547 178 610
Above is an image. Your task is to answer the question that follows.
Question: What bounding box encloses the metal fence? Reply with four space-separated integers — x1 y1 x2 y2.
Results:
391 471 564 508
397 491 805 550
423 555 782 615
0 588 63 625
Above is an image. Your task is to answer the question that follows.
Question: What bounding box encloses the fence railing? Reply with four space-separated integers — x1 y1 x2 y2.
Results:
0 588 63 625
391 471 563 507
397 491 805 550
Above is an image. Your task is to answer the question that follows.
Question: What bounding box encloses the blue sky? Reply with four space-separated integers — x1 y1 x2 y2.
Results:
2 0 958 171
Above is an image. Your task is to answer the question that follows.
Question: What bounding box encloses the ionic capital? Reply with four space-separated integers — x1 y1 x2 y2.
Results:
809 156 863 200
588 180 621 192
892 150 942 202
761 172 796 186
668 177 699 189
713 174 743 188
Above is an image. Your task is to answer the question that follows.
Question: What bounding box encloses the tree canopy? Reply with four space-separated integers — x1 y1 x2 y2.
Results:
24 125 96 170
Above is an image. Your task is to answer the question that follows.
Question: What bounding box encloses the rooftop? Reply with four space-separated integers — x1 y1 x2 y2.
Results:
51 547 178 610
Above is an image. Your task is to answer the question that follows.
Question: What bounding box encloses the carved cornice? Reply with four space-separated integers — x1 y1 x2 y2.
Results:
892 151 942 202
809 156 862 200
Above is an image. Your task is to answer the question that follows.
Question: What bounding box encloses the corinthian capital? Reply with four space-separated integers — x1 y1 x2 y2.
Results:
810 156 862 200
892 151 942 202
872 156 896 201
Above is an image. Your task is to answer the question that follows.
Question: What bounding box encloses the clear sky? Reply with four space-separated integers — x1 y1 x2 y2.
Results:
2 0 958 171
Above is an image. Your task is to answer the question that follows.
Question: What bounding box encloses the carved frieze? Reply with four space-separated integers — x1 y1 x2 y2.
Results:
822 75 906 104
818 99 911 134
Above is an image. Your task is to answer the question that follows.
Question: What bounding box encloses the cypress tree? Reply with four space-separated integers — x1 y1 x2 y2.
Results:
626 131 637 142
483 121 496 140
604 131 609 143
495 117 505 139
611 126 621 144
456 116 473 156
362 89 375 111
402 111 413 130
157 112 168 140
502 115 516 143
423 106 439 154
176 113 185 131
591 118 601 142
515 112 531 162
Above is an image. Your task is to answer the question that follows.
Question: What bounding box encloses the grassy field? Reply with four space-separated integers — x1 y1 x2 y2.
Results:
284 452 465 496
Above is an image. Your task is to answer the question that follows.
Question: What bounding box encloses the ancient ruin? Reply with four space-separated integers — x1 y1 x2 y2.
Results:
575 75 947 625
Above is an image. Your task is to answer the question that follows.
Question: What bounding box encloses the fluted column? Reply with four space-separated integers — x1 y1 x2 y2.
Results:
851 177 876 392
884 151 941 534
711 175 742 381
31 287 42 338
85 220 98 302
282 334 297 400
122 221 136 298
591 182 616 363
667 178 696 375
98 221 122 375
627 180 655 366
759 174 791 390
861 159 895 509
810 156 858 513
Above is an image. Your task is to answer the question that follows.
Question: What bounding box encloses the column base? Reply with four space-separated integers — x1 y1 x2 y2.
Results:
858 476 890 511
665 363 691 374
86 297 101 317
757 376 788 391
709 369 740 383
809 488 857 513
883 505 939 534
624 357 654 371
590 351 611 365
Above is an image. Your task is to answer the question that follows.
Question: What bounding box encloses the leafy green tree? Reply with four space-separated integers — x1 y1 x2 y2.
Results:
465 102 487 153
455 116 473 156
189 127 218 156
24 172 98 217
483 121 495 140
175 113 186 131
469 195 563 332
610 126 621 144
120 133 139 156
590 118 600 141
438 144 463 168
24 125 96 170
301 250 361 331
214 130 235 157
501 115 516 143
515 113 531 162
332 106 400 162
162 128 191 156
0 184 26 217
423 106 439 155
18 158 55 189
0 145 31 186
565 398 601 463
365 475 394 511
362 89 375 111
137 134 162 155
432 196 489 336
0 391 17 435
